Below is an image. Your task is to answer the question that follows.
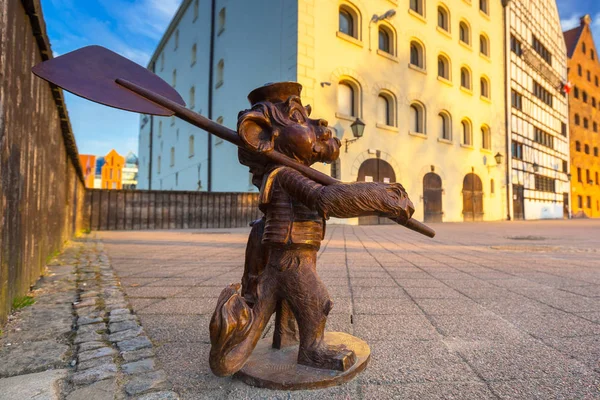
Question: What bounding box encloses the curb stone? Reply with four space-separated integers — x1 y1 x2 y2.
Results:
64 237 180 399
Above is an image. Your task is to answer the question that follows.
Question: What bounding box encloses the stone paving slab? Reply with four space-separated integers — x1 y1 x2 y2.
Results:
0 369 67 400
99 220 600 399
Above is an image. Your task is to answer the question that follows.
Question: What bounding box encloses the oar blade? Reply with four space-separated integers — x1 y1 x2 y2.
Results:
32 45 185 116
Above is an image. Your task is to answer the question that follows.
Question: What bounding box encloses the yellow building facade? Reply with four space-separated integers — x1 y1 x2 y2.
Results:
564 15 600 218
298 0 507 223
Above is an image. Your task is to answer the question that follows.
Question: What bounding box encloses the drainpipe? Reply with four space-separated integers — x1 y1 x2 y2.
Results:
207 0 216 192
502 0 513 220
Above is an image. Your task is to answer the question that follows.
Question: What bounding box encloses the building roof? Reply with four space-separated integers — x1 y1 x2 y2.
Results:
563 15 595 59
564 26 584 59
21 0 84 184
147 0 194 69
125 151 138 166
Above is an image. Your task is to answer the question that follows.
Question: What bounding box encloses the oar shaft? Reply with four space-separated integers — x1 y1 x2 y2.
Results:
116 78 435 238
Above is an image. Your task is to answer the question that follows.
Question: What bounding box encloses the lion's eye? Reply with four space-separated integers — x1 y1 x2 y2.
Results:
290 110 304 123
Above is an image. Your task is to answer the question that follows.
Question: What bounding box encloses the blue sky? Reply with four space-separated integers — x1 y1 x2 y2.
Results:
41 0 600 158
41 0 181 157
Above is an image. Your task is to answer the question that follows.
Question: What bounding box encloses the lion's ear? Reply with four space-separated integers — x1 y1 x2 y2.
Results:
237 109 275 153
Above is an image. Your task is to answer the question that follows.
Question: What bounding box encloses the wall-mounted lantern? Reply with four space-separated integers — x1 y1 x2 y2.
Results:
344 117 366 153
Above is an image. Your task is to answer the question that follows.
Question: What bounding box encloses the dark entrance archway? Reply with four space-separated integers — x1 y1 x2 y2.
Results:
462 173 483 221
357 158 396 225
423 173 443 222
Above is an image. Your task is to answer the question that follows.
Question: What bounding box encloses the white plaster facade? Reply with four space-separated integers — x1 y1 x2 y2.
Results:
504 0 570 220
139 0 510 223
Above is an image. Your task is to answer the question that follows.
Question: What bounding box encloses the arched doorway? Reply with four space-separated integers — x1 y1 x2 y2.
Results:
357 158 396 225
423 173 443 222
462 173 483 221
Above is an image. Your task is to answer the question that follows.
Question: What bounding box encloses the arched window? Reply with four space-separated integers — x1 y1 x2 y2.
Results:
592 49 596 60
594 122 598 132
593 97 597 107
438 54 450 80
479 0 489 15
410 102 426 134
481 125 491 150
480 34 490 56
377 92 396 127
339 5 359 39
480 76 490 98
174 30 179 50
438 111 451 140
462 119 472 146
574 86 579 98
437 6 449 31
379 25 393 55
172 69 177 87
490 179 495 194
189 86 195 109
595 147 599 157
582 42 587 54
410 41 425 69
157 156 161 174
189 135 195 157
459 21 470 45
583 91 588 103
584 118 589 129
575 114 580 125
170 147 175 166
216 59 224 86
585 144 590 154
576 141 581 152
578 64 582 76
460 67 471 90
338 80 359 117
410 0 424 16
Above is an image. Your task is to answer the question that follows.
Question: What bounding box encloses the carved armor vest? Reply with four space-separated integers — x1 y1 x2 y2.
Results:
259 167 325 249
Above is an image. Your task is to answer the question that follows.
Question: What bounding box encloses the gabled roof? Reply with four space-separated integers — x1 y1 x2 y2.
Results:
564 25 584 59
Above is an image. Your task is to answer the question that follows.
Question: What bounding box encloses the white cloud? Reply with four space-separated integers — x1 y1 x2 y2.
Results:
561 14 581 31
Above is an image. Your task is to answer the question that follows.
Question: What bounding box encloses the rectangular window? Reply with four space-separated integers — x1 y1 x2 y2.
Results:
510 34 522 56
587 196 592 208
561 122 567 136
533 128 554 149
511 141 523 160
532 35 552 65
578 195 583 208
534 175 555 193
577 167 582 183
533 81 553 107
586 169 591 183
562 160 568 173
511 90 523 110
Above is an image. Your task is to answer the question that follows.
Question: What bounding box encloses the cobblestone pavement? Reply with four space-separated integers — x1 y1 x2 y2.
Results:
98 220 600 399
0 238 179 400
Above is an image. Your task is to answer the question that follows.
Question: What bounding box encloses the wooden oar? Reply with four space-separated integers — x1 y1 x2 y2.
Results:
32 46 435 238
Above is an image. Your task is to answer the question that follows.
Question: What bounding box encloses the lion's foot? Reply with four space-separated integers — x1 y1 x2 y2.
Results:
297 343 356 372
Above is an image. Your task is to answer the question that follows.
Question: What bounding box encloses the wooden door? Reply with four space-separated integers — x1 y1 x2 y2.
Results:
513 184 524 220
563 192 569 219
462 173 483 221
423 173 443 222
357 158 396 225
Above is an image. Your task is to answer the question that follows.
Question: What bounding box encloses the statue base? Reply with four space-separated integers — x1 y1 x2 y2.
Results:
234 332 370 390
